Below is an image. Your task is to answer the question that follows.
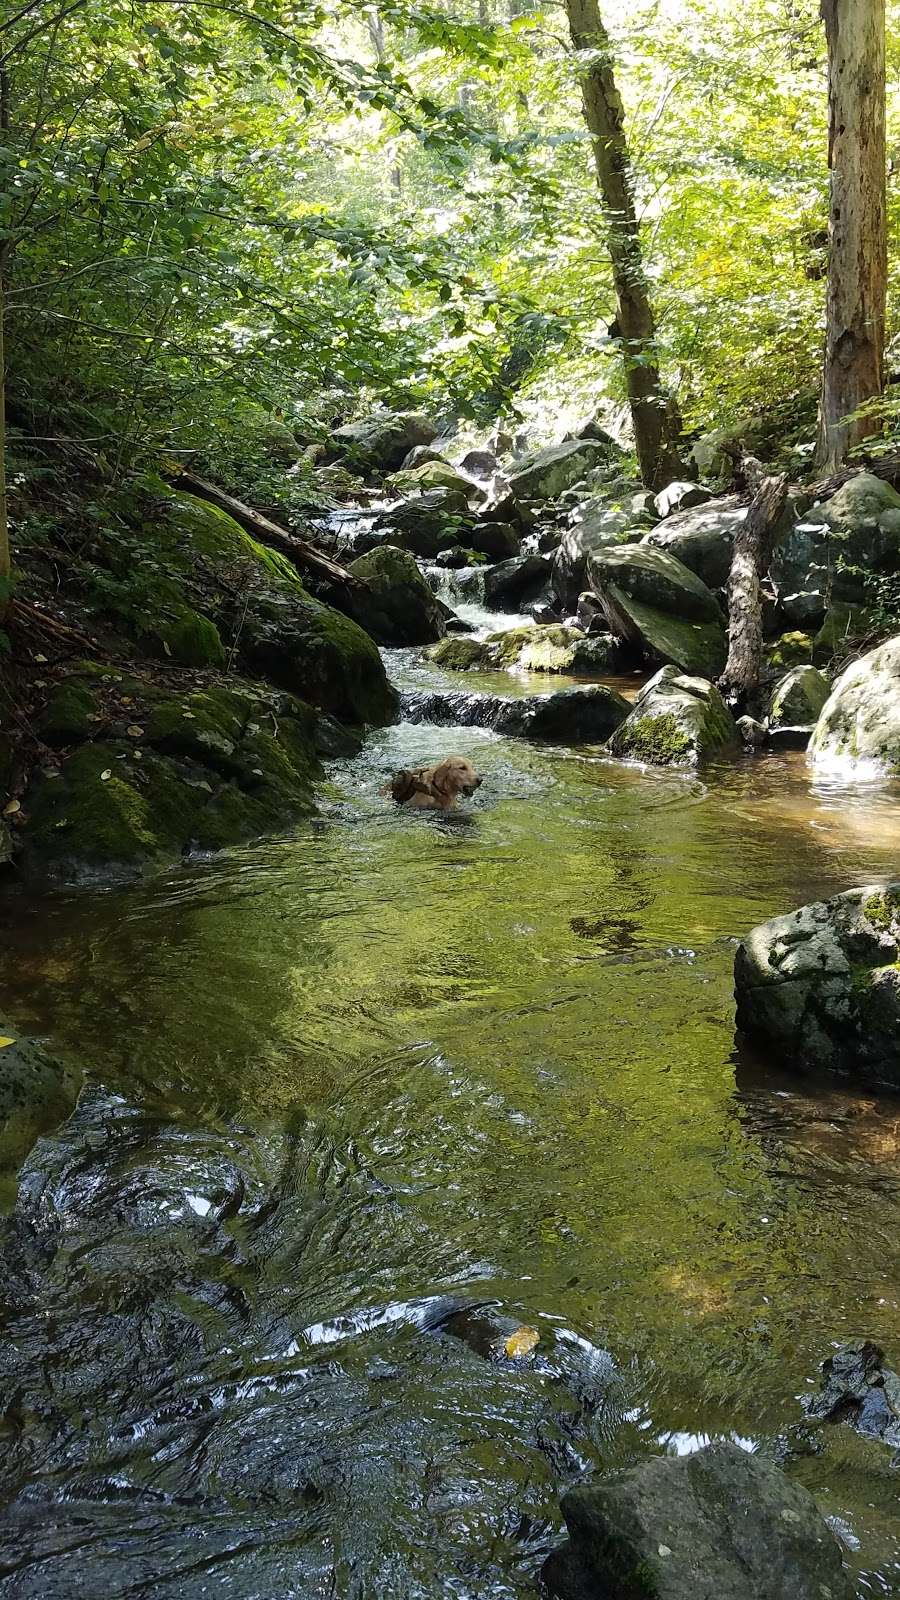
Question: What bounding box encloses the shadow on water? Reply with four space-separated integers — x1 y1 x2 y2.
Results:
1 692 900 1595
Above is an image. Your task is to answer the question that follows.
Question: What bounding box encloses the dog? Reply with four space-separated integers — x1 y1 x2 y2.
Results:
386 755 483 811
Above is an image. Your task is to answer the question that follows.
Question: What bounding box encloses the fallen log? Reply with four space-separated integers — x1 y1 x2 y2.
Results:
719 470 788 712
165 468 367 592
806 449 900 504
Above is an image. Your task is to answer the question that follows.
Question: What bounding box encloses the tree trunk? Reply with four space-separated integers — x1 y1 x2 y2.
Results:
565 0 683 491
816 0 886 471
719 472 788 711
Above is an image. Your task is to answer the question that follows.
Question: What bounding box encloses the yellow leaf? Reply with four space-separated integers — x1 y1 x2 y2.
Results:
504 1325 539 1359
126 725 143 738
3 799 21 816
100 769 112 781
0 1037 16 1049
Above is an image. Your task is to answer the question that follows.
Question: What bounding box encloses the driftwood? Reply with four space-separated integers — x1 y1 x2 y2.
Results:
166 468 367 592
719 471 788 711
10 598 99 651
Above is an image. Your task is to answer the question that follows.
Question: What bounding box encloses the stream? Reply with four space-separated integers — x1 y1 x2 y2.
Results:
2 621 900 1596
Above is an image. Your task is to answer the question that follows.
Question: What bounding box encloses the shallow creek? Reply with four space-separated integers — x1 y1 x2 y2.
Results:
1 637 900 1597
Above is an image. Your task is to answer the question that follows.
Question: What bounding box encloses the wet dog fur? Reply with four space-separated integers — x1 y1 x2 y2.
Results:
386 755 482 811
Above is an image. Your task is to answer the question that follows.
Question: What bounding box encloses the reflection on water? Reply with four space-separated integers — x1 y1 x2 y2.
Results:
1 682 900 1596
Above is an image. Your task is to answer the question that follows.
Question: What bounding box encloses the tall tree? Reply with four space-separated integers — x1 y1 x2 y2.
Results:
565 0 682 490
817 0 887 471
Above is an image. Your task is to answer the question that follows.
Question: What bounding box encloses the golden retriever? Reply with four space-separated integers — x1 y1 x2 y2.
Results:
387 755 483 811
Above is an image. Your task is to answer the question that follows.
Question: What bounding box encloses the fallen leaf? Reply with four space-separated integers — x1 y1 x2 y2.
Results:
126 724 143 738
182 711 195 720
34 653 48 664
34 679 47 688
504 1326 540 1359
133 750 143 760
0 1036 16 1049
3 799 21 816
100 769 112 781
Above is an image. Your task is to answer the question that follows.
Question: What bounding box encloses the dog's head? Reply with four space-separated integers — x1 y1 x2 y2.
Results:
432 756 483 799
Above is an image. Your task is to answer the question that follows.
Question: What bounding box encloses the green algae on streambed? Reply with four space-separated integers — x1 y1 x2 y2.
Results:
1 715 900 1596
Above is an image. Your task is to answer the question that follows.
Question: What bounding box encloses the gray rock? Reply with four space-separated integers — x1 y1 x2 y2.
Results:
544 1440 855 1600
587 544 727 678
470 521 521 562
399 444 447 470
737 715 767 747
813 601 880 664
0 1021 82 1176
653 480 714 519
482 553 552 609
608 666 737 766
374 490 470 558
347 545 446 646
809 635 900 777
403 682 630 742
329 411 437 474
804 1339 900 1450
767 665 830 730
507 440 613 504
734 884 900 1086
642 497 747 590
258 418 303 464
388 459 480 504
773 473 900 623
552 503 641 608
458 448 499 480
430 624 626 676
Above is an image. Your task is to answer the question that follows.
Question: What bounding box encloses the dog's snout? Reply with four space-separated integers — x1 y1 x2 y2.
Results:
475 775 483 787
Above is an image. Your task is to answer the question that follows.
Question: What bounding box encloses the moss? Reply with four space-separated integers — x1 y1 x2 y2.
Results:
38 681 100 744
155 608 226 668
614 712 693 765
165 493 301 586
768 631 813 670
864 890 900 932
25 742 200 871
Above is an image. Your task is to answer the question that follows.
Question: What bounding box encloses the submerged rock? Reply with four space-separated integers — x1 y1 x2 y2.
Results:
804 1340 900 1450
608 666 737 766
347 545 446 646
544 1440 854 1600
587 544 726 678
734 884 900 1087
808 635 900 777
430 624 625 676
403 683 630 742
328 411 437 474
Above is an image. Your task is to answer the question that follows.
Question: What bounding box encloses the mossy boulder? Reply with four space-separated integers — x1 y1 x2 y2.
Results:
374 490 471 557
773 473 900 624
346 544 446 645
328 411 437 474
608 665 737 766
735 884 900 1087
767 665 830 730
38 681 101 744
809 634 900 777
21 672 324 880
507 440 612 504
430 624 625 676
642 496 750 590
403 683 630 743
80 493 396 727
388 460 476 502
812 600 880 665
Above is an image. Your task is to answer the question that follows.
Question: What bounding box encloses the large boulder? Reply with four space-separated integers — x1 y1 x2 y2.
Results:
347 545 446 646
328 411 437 474
507 440 612 505
552 504 641 609
388 460 479 503
642 497 748 591
587 544 727 678
403 683 630 742
430 624 626 676
813 600 880 665
652 480 713 519
374 490 471 558
767 665 830 731
772 473 900 624
21 673 328 881
608 666 737 766
734 884 900 1087
809 635 900 777
544 1440 854 1600
482 553 552 609
470 522 521 562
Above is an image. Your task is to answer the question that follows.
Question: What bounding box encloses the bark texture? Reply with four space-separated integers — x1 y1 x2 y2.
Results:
817 0 886 471
565 0 682 491
720 472 788 710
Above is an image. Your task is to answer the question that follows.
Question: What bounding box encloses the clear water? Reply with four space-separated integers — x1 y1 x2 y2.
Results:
1 645 900 1597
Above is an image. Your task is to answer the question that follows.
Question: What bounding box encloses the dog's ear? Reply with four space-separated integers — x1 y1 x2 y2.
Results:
430 761 455 796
